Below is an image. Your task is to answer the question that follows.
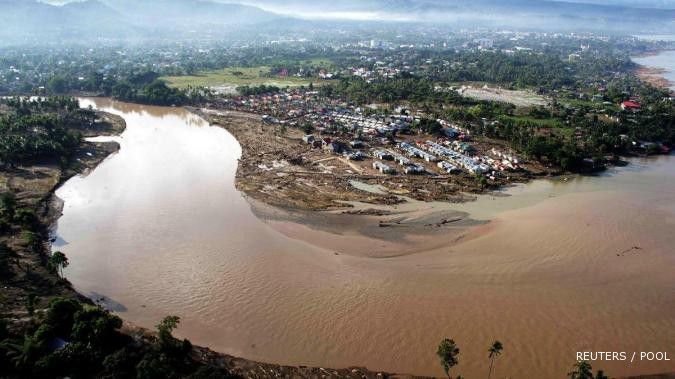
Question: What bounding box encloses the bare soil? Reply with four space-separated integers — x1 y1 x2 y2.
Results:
636 66 674 91
190 107 549 212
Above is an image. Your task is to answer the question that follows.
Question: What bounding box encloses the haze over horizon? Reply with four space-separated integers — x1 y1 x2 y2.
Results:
0 0 671 45
234 0 675 21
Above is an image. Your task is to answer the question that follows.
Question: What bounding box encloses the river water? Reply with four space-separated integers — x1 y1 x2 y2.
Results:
55 98 675 378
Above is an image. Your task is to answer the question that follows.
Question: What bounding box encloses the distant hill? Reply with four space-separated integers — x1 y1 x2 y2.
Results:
101 0 280 27
0 0 138 41
0 0 284 44
2 0 674 43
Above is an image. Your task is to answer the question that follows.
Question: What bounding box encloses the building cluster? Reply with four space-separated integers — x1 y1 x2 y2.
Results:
425 141 489 174
330 112 412 135
225 90 342 120
348 65 401 82
226 85 530 178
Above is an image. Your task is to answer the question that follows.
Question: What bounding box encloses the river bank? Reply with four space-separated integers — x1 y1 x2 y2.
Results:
632 50 675 92
0 109 125 319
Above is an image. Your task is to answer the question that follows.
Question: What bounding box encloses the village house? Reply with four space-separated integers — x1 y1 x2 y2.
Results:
403 164 426 175
373 150 394 160
438 161 460 174
621 100 641 112
372 161 396 174
345 151 367 160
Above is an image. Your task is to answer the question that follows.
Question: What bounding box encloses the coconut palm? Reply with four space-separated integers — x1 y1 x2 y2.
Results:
487 340 503 379
4 335 41 372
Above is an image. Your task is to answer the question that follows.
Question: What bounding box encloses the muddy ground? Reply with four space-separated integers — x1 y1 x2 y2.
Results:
191 107 552 212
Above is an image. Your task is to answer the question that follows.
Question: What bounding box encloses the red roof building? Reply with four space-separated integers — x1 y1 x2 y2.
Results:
621 100 641 111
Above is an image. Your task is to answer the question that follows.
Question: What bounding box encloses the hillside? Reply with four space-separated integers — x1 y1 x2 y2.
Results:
0 0 283 44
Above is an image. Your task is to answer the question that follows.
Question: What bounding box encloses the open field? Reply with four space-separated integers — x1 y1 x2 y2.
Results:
502 114 566 128
457 85 548 107
161 66 325 94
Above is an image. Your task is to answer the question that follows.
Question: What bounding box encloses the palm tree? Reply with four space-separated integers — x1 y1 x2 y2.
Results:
487 340 503 379
436 338 460 379
4 335 41 372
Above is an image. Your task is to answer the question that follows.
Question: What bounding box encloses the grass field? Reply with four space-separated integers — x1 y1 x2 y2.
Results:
503 115 566 128
161 66 324 93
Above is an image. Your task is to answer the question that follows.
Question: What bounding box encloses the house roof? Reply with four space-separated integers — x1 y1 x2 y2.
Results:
622 100 641 108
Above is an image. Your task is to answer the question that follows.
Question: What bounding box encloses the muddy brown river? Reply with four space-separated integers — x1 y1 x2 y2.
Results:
55 98 675 378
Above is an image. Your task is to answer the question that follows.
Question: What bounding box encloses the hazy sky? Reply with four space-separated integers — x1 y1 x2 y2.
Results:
232 0 675 22
39 0 675 8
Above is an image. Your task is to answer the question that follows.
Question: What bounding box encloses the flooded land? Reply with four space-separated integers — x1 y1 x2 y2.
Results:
190 107 549 212
50 97 675 378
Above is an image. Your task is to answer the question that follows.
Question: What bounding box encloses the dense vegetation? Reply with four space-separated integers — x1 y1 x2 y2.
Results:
0 298 240 378
0 97 86 167
428 51 634 89
45 70 214 106
236 84 281 96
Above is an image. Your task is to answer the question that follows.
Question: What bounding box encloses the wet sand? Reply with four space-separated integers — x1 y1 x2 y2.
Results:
55 98 675 378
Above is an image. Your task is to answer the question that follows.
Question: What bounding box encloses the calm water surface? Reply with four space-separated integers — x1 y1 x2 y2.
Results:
55 98 675 378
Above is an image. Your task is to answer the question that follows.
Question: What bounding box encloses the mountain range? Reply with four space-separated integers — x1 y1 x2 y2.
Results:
0 0 674 44
0 0 285 43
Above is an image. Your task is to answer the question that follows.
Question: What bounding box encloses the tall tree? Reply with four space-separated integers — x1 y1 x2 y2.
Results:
436 338 460 378
49 251 69 278
47 76 68 94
